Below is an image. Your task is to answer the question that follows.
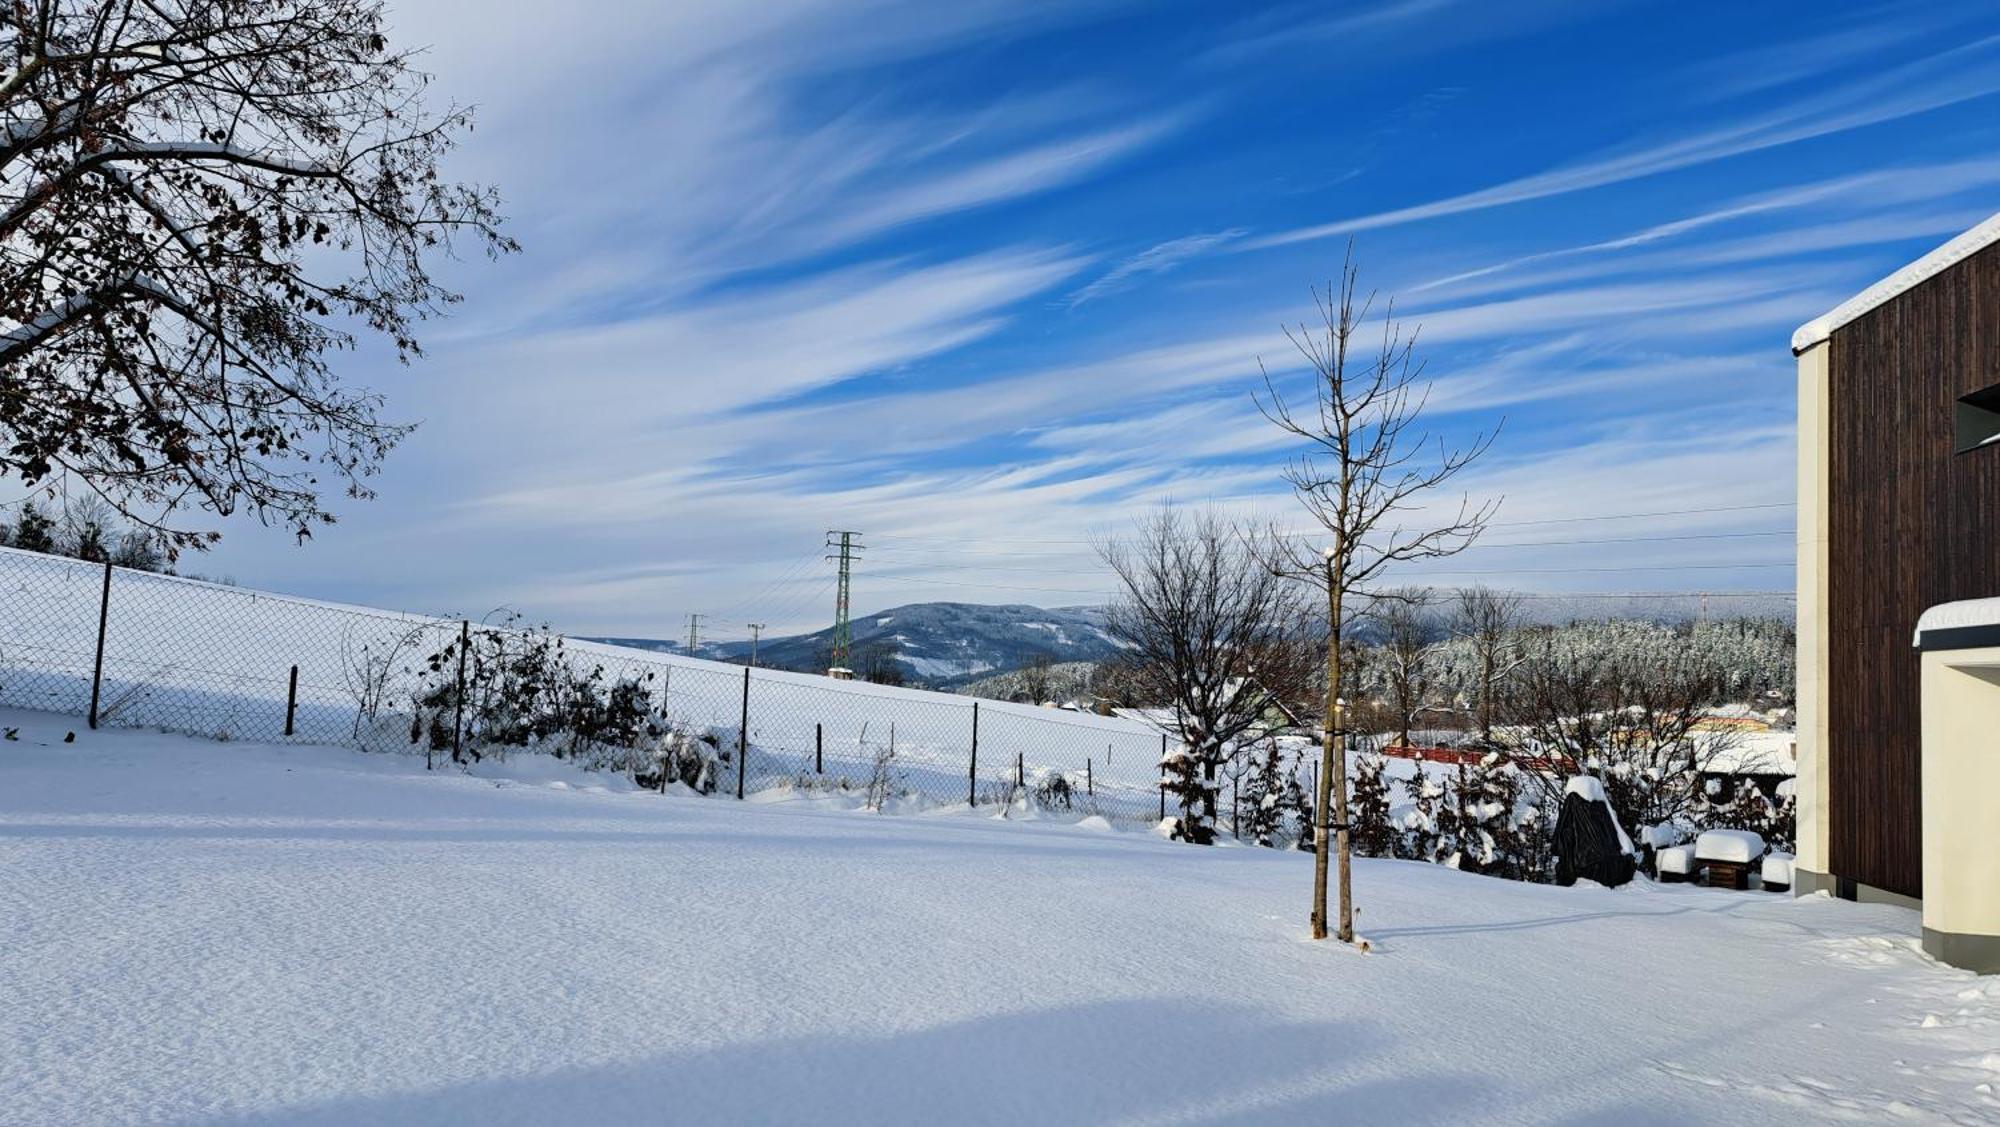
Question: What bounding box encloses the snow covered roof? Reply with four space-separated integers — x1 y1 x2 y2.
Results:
1792 209 2000 355
1914 597 2000 649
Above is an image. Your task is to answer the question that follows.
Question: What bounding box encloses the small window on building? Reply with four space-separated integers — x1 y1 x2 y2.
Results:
1956 383 2000 453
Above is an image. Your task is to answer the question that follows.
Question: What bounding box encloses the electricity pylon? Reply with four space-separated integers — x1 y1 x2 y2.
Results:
825 530 863 675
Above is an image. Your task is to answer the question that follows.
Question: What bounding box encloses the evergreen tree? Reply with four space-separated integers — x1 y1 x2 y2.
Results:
10 503 55 553
1282 763 1316 851
1240 739 1286 847
1431 764 1472 869
1454 752 1524 878
1349 747 1396 857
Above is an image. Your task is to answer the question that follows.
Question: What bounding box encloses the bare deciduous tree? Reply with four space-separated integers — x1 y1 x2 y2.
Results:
1017 651 1054 706
1452 585 1522 745
1371 587 1437 749
1099 508 1315 845
1258 249 1498 942
1 1 514 550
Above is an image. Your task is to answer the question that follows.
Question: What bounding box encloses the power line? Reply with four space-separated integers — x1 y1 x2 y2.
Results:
866 500 1799 549
1485 501 1794 529
863 528 1794 561
718 550 820 623
1403 562 1792 576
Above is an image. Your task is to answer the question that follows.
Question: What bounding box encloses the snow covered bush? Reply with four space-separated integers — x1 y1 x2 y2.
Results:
390 617 685 776
1698 778 1795 854
1031 768 1075 811
1401 770 1446 863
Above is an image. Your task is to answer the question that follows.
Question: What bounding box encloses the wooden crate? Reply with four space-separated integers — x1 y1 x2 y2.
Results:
1702 859 1753 890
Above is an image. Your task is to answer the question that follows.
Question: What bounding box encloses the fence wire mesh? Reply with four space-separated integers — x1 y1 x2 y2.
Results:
0 546 1178 825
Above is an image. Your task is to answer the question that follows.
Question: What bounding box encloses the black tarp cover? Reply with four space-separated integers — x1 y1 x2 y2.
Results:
1553 791 1637 888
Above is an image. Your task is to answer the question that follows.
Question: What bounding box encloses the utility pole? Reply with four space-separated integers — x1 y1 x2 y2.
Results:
748 623 766 667
685 613 705 655
825 530 863 677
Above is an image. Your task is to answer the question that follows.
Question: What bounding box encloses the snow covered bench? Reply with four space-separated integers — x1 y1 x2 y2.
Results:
1655 845 1696 883
1694 829 1766 890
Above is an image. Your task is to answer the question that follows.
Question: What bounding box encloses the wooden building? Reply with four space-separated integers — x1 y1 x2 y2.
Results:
1794 212 2000 972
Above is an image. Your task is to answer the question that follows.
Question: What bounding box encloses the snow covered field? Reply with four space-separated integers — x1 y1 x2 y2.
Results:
4 711 1997 1125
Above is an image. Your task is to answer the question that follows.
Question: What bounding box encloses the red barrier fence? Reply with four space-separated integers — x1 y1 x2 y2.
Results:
1378 743 1577 774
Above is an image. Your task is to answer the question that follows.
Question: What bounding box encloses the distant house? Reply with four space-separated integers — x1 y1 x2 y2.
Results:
1793 211 2000 972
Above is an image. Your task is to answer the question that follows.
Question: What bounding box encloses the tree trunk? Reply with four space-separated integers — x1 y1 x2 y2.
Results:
1312 554 1353 942
1479 649 1495 744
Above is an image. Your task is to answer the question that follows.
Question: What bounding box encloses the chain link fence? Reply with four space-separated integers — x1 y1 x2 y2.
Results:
0 546 1178 826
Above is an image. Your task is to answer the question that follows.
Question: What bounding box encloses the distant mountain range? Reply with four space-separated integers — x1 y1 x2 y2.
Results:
588 591 1793 685
589 601 1128 686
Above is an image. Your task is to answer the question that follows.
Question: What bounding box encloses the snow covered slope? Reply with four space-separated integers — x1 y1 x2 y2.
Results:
4 712 1997 1125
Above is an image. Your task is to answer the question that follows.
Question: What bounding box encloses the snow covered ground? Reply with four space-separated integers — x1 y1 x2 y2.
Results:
4 711 1997 1125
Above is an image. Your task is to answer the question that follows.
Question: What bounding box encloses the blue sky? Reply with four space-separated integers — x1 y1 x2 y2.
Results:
193 0 2000 640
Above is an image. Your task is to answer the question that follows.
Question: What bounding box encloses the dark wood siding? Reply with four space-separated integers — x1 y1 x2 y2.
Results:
1827 241 2000 898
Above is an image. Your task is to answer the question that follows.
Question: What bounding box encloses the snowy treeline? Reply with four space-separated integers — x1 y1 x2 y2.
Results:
956 660 1100 707
0 500 164 571
1359 612 1795 730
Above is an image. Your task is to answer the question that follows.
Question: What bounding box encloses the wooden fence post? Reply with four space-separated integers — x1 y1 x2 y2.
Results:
736 664 750 799
967 702 979 806
87 559 111 730
284 664 299 737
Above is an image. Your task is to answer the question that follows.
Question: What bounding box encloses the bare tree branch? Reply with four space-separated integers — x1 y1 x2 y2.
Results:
0 0 516 552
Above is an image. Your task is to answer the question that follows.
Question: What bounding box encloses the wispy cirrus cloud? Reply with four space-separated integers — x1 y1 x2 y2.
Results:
1063 228 1247 308
1247 34 2000 249
1410 156 2000 294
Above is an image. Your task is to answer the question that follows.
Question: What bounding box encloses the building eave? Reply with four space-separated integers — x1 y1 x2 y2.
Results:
1792 209 2000 356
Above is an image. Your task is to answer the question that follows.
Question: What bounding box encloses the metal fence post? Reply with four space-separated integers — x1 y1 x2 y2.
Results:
968 701 979 806
284 664 299 737
1016 751 1024 788
1087 757 1093 797
450 620 469 767
815 722 823 774
736 664 750 799
87 559 111 729
1158 732 1168 821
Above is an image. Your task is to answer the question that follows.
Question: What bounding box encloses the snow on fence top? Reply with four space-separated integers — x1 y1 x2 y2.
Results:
0 545 1182 822
1791 209 2000 354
